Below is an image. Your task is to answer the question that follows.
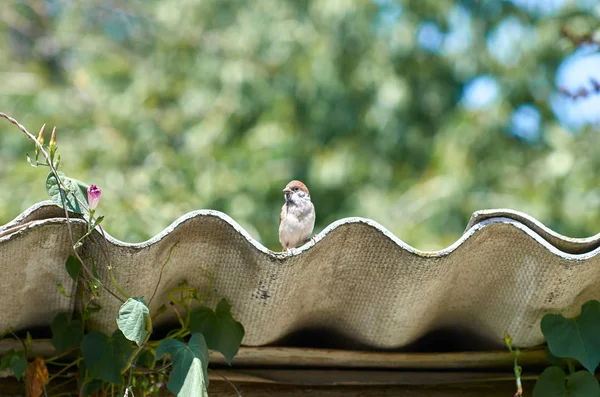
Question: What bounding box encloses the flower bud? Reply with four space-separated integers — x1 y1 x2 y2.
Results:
37 124 46 146
49 126 57 156
504 331 512 348
87 185 102 211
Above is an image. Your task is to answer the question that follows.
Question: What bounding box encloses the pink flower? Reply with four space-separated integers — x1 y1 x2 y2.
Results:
87 184 101 210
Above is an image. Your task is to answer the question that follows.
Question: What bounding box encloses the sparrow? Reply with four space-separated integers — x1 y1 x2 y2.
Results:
279 180 315 252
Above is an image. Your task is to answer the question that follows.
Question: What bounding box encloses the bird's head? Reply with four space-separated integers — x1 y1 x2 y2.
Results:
283 180 310 203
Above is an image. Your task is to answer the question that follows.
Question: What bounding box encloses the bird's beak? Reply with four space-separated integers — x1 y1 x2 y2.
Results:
283 187 292 194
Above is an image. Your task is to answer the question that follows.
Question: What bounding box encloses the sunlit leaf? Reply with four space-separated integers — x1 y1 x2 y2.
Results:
117 297 150 346
156 334 209 395
178 357 209 397
45 171 89 214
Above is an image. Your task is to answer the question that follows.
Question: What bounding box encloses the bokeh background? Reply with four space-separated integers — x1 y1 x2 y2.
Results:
1 0 599 251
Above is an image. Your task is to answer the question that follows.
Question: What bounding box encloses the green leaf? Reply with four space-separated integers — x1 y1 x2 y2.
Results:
83 379 103 397
11 357 27 382
178 357 209 397
156 334 209 395
533 367 567 397
88 279 101 295
117 298 150 346
45 171 90 214
533 366 600 397
137 349 155 369
0 349 27 381
65 255 81 281
26 153 38 168
81 330 132 384
541 300 600 373
94 215 104 227
57 283 74 298
83 302 102 320
546 346 565 368
51 312 83 355
189 299 245 364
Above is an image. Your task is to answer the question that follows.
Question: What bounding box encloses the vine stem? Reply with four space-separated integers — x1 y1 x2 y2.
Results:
148 242 179 306
47 357 82 383
6 329 28 355
567 358 576 374
0 112 124 303
109 266 131 300
89 228 130 301
0 220 37 239
123 366 133 397
212 370 242 397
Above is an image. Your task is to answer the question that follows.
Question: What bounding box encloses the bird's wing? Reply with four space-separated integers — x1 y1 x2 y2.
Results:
279 203 286 224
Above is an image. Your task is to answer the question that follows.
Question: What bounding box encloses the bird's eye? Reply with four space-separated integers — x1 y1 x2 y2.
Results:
292 186 299 191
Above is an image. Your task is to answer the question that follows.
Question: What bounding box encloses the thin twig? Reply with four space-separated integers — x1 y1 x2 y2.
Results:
88 229 129 300
78 374 84 397
47 358 82 383
6 329 27 355
109 266 131 300
558 80 600 99
45 345 80 365
123 366 134 397
46 377 75 394
149 242 179 306
212 370 242 397
132 363 171 374
0 220 38 239
97 225 131 300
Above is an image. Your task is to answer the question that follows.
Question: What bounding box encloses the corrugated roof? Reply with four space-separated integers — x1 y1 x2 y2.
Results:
1 201 598 349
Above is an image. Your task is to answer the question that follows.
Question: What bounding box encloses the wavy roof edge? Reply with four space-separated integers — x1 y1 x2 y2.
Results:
2 200 599 259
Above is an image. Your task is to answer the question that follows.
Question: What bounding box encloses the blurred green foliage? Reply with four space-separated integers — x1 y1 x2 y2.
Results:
0 0 599 251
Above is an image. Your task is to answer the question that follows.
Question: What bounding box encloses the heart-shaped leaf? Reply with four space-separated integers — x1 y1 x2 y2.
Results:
51 313 83 354
541 300 600 373
81 330 132 384
189 299 244 364
533 366 600 397
117 298 150 346
156 334 209 395
45 171 89 214
546 346 565 367
0 349 27 381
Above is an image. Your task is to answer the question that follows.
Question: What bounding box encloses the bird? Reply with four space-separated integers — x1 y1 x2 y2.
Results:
279 180 315 252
